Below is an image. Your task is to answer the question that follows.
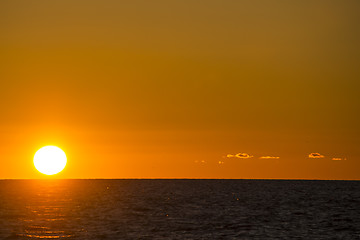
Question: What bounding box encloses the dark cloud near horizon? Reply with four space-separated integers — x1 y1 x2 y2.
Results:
227 153 253 159
309 153 325 158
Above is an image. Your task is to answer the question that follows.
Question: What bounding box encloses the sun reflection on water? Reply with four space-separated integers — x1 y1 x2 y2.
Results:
15 180 76 239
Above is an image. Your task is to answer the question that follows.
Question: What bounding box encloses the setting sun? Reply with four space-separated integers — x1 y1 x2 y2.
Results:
34 146 67 175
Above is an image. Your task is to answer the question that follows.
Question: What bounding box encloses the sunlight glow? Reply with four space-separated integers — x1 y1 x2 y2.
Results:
34 146 67 175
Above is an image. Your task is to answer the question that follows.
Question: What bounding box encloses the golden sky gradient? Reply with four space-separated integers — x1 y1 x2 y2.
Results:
1 0 359 179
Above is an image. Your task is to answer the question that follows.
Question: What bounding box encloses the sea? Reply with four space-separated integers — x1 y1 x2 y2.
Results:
0 179 359 239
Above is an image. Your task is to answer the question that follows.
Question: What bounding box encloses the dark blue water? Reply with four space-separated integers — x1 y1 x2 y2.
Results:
0 179 359 239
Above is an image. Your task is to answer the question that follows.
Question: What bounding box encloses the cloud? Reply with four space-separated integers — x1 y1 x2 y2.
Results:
194 160 206 164
308 153 325 158
235 153 253 159
227 153 253 159
332 157 347 161
259 156 280 159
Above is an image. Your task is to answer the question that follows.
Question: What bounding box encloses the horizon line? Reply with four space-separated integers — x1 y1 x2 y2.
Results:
0 178 359 181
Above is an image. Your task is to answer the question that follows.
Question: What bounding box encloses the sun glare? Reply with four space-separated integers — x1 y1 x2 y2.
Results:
34 146 67 175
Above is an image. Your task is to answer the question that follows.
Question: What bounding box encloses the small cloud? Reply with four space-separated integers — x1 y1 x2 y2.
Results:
309 153 325 158
218 160 225 164
195 160 206 164
259 156 280 159
236 153 253 158
227 153 253 159
332 157 347 161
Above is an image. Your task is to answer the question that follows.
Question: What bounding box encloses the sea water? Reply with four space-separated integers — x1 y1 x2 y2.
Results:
0 179 359 239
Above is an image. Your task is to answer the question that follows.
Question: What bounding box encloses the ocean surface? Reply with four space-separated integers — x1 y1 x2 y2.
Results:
0 179 359 239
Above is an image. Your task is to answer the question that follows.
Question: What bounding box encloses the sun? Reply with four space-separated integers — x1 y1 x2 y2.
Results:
34 146 67 175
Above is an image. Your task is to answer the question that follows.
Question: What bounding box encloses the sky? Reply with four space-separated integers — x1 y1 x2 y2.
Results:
0 0 359 179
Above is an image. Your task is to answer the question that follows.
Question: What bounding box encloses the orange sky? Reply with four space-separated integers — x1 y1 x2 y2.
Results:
1 0 359 179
